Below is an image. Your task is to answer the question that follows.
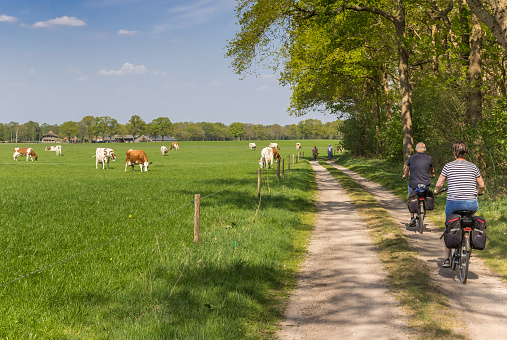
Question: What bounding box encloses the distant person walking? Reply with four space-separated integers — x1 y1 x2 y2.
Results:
312 146 318 161
327 144 333 160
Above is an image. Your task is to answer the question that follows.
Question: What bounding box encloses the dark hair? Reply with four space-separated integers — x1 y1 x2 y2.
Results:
453 141 468 158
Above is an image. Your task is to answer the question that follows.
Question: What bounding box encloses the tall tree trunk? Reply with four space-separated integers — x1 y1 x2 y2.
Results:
395 3 414 163
466 0 507 52
468 13 483 128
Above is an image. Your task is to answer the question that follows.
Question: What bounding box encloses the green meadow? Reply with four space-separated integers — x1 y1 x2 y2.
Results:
0 140 336 339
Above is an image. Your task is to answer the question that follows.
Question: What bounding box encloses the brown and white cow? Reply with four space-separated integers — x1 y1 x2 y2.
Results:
125 149 152 172
268 142 279 149
13 147 37 161
249 143 257 150
272 148 282 161
45 145 62 156
169 142 179 151
296 143 302 151
95 147 116 169
161 146 168 155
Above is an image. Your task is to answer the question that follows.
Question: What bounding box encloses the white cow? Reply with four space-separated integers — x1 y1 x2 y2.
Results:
296 143 302 151
249 143 257 150
268 142 279 149
161 146 168 155
95 147 116 169
258 147 274 169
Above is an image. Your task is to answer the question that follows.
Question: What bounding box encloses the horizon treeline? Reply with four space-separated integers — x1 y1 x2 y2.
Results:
0 115 343 143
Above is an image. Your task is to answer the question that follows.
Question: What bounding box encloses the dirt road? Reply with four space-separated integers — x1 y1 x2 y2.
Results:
277 161 507 339
278 161 410 339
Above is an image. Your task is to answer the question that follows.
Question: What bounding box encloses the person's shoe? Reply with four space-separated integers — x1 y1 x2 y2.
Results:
442 258 451 268
409 218 417 227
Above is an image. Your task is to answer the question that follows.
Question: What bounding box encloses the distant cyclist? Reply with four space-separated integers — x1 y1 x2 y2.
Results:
403 142 435 226
434 141 485 268
312 146 318 161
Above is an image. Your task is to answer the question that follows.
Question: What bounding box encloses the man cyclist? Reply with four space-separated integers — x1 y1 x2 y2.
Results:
403 142 435 226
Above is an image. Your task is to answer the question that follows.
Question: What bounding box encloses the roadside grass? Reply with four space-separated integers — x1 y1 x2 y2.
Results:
333 154 507 282
320 161 466 339
0 141 321 339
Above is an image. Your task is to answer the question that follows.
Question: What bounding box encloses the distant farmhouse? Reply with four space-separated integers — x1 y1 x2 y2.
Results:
42 131 59 143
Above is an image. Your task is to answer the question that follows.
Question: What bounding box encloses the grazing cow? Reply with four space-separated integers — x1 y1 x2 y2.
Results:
249 143 257 150
258 147 274 169
46 145 62 155
169 142 179 151
296 143 302 151
161 146 168 155
95 147 116 169
268 142 280 149
273 148 282 161
13 147 37 161
125 149 152 172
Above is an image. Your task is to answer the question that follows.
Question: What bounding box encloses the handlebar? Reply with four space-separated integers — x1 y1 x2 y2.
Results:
434 187 447 195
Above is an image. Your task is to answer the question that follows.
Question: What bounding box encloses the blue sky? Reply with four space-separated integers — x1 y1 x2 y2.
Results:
0 0 337 126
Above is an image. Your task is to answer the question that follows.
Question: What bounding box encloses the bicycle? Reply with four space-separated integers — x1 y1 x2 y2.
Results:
408 184 432 234
449 211 475 284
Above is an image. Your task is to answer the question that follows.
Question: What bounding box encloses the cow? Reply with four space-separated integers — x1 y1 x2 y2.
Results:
95 147 116 169
296 143 302 151
273 148 282 161
125 149 152 172
161 146 168 155
46 145 62 155
268 142 280 149
169 142 179 151
249 143 257 150
258 147 274 169
13 147 37 161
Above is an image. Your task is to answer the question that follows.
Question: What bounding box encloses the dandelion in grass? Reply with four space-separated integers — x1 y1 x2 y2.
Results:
129 215 132 218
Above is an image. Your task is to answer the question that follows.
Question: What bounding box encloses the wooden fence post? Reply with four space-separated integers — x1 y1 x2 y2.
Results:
194 194 200 243
257 169 261 198
277 160 280 180
282 158 285 177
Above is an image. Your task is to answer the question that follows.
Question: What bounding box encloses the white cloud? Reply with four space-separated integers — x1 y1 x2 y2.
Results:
98 62 148 76
33 16 86 28
118 29 138 35
0 14 18 23
260 74 275 80
211 80 225 87
257 85 269 92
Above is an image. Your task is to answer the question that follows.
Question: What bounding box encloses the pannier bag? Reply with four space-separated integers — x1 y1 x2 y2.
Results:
442 214 462 249
425 189 435 210
471 215 488 250
407 191 418 213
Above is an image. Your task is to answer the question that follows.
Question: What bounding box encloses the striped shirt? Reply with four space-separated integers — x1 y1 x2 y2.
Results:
441 160 481 201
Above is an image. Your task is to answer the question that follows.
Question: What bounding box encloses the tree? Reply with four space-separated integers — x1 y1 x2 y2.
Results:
149 117 172 140
228 122 245 140
59 121 79 141
226 0 438 161
466 0 507 52
127 115 146 137
79 116 97 142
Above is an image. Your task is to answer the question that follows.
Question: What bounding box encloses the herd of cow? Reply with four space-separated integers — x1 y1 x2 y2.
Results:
11 142 181 172
12 141 302 171
253 142 302 169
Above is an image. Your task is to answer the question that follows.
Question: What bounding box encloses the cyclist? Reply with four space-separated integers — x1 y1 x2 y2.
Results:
403 142 435 226
435 141 485 268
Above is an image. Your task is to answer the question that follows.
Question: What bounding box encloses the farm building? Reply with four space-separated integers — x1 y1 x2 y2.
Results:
42 131 59 143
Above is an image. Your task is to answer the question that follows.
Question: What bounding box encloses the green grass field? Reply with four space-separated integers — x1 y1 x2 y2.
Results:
0 140 336 339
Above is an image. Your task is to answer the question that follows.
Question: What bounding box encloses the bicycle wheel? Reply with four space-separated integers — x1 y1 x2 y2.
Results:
451 249 458 270
458 243 470 284
418 212 424 234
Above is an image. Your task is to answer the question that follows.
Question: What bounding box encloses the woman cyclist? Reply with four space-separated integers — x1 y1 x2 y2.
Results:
434 141 485 268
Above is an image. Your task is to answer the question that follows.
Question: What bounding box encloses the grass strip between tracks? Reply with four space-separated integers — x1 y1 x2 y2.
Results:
320 161 468 339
